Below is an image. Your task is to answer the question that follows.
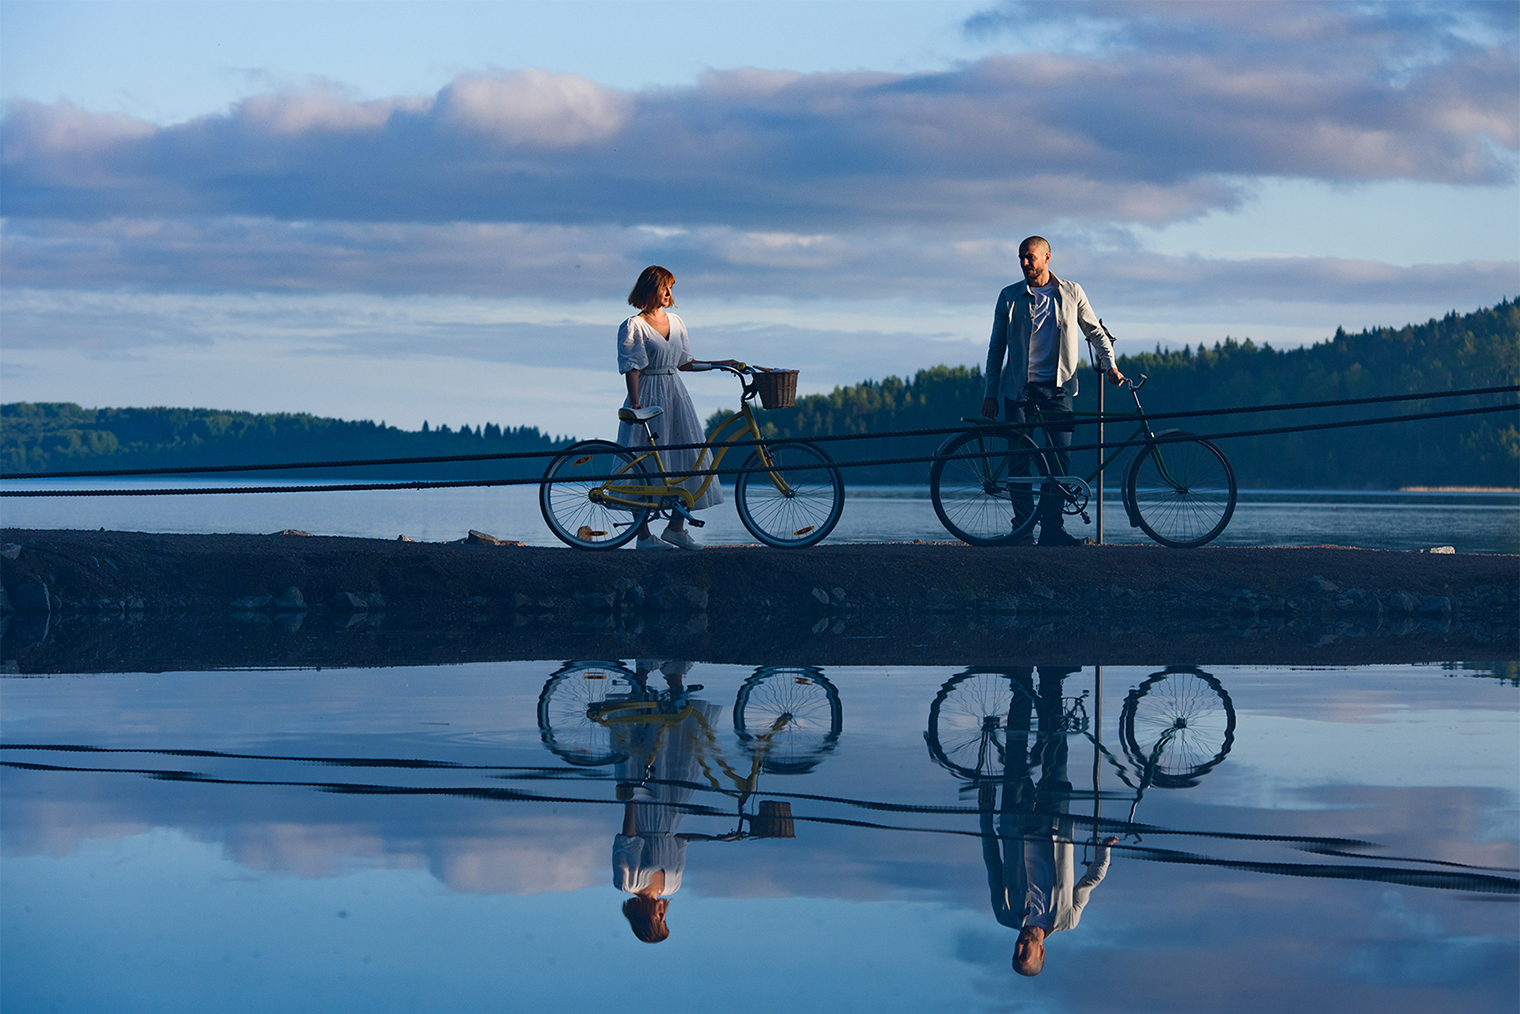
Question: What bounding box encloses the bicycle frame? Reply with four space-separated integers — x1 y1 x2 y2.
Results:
961 380 1187 510
595 372 790 514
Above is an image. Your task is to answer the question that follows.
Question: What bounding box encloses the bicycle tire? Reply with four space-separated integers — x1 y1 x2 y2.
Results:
537 660 643 766
925 669 1041 780
1119 667 1236 788
540 440 653 550
928 429 1051 546
734 441 844 548
1125 433 1237 548
734 667 842 774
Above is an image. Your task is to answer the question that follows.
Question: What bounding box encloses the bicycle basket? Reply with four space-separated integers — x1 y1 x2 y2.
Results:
752 369 798 410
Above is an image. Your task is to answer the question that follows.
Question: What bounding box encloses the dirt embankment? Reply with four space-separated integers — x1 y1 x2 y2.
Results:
1 529 1515 672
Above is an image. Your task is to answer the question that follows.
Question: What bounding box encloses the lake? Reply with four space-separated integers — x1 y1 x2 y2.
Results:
2 659 1516 1013
1 481 1516 553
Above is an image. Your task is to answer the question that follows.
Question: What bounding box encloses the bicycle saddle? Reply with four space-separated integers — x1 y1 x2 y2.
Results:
618 406 664 423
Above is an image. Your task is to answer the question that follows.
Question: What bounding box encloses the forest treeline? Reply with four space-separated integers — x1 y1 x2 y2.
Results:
0 405 574 480
714 298 1519 488
3 299 1515 488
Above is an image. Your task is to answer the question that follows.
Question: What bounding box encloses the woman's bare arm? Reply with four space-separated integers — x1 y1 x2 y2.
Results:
625 369 641 408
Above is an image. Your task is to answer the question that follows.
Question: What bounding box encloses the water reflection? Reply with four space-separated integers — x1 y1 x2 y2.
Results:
540 661 838 941
1 659 1515 1013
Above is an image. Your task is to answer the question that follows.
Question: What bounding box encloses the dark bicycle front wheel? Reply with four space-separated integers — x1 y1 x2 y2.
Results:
929 428 1051 546
1120 667 1236 788
734 441 844 548
1125 432 1236 548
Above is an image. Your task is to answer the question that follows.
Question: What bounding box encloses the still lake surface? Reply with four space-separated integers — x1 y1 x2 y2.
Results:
2 661 1516 1013
1 481 1517 553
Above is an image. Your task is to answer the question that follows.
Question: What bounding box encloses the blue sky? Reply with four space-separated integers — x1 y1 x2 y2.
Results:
2 0 1517 437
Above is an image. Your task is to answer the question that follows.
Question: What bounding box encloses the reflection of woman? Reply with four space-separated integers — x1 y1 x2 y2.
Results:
612 660 723 943
618 265 740 550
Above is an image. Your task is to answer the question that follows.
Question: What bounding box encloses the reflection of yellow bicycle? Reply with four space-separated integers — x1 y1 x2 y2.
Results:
536 663 843 837
538 365 845 549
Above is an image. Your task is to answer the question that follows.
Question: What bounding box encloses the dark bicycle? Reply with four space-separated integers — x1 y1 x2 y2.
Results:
928 374 1238 548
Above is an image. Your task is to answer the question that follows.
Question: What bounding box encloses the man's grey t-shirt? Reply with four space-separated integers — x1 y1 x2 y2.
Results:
1026 281 1058 383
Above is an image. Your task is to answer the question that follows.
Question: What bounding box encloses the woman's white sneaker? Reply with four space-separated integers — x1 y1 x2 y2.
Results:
660 529 702 550
636 536 675 551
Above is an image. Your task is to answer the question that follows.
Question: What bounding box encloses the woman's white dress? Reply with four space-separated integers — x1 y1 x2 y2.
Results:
610 692 721 898
616 313 723 510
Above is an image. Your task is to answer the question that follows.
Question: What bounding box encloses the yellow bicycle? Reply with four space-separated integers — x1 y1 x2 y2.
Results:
539 365 845 549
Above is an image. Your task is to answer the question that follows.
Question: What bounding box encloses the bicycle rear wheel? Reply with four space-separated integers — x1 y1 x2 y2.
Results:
537 661 642 766
734 441 844 548
540 440 653 550
1125 433 1236 548
929 429 1050 546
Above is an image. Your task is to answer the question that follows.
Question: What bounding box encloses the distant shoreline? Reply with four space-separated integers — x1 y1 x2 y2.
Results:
1399 486 1519 493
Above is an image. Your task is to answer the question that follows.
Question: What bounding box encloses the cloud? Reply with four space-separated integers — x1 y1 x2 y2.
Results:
2 24 1513 231
4 216 1515 312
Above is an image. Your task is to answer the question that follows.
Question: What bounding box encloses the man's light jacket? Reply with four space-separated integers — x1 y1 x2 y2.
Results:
984 274 1117 402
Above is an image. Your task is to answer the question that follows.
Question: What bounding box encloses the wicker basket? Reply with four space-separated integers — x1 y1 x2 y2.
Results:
752 369 798 410
750 800 795 839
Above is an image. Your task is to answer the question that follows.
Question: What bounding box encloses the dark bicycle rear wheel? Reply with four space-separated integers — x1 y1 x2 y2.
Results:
929 429 1051 546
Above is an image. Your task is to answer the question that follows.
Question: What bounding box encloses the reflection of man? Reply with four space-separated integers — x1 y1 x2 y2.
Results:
980 666 1114 976
981 237 1125 546
612 660 722 943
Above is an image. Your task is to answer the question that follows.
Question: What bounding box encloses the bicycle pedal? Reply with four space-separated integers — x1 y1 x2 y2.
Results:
685 684 704 692
686 518 706 528
1080 512 1091 524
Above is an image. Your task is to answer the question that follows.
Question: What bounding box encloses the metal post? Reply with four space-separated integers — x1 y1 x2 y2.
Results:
1096 380 1104 544
1092 665 1102 846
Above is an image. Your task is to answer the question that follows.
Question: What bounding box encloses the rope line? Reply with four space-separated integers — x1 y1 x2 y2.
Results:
2 400 1513 497
4 383 1515 481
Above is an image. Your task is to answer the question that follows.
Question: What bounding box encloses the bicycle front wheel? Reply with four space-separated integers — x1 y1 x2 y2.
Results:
929 429 1050 546
734 441 844 548
540 440 653 550
1120 667 1236 788
1125 433 1236 548
734 667 843 773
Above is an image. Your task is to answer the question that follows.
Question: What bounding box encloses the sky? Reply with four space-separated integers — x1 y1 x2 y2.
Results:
1 0 1517 439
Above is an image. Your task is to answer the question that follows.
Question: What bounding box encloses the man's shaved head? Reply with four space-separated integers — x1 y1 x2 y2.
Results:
1019 236 1050 255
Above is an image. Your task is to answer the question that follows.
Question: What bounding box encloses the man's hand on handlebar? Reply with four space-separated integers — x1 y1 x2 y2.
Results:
1106 366 1126 386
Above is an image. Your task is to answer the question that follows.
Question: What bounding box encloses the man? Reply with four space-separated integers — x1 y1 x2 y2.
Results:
980 666 1116 976
982 237 1125 546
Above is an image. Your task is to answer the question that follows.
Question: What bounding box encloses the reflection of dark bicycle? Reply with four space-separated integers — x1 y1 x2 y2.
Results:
537 662 842 773
1119 667 1236 789
925 668 1089 782
925 666 1237 791
928 375 1238 548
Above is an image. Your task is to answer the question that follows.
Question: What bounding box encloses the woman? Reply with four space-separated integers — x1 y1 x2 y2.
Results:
611 661 729 943
618 265 739 550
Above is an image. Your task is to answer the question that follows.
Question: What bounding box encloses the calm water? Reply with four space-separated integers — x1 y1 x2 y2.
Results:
2 481 1517 553
3 661 1516 1013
